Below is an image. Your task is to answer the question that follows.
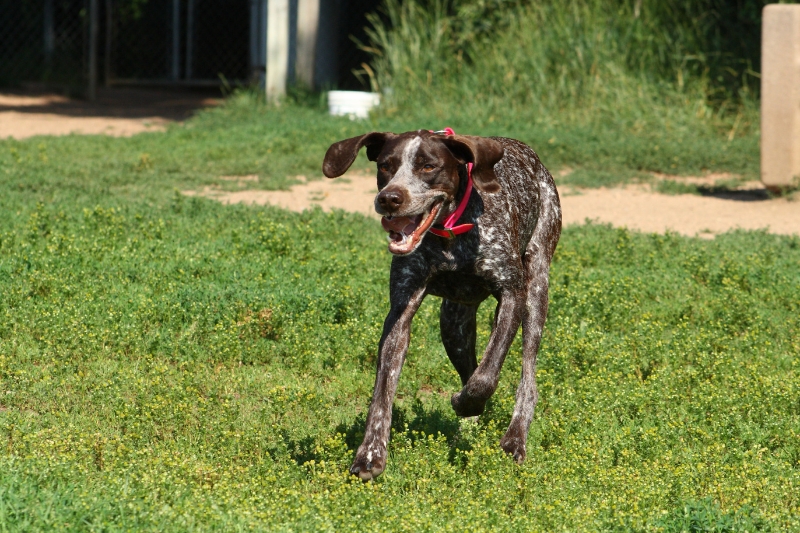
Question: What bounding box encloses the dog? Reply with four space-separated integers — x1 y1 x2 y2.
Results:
322 128 561 480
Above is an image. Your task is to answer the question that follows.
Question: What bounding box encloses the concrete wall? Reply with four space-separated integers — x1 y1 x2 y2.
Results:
263 0 340 96
761 4 800 190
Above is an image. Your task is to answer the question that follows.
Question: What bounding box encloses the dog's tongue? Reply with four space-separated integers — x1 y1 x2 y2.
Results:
379 205 441 255
381 216 417 234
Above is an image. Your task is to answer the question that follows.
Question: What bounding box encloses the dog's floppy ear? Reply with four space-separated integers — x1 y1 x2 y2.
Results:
322 132 393 178
440 135 504 193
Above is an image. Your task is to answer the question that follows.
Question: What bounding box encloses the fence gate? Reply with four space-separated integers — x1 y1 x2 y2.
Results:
109 0 251 86
1 0 374 97
0 0 88 92
1 0 252 96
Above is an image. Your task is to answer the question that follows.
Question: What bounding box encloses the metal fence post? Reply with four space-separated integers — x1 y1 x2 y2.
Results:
88 0 99 100
171 0 181 81
186 0 195 80
105 0 113 86
250 0 267 86
44 0 55 68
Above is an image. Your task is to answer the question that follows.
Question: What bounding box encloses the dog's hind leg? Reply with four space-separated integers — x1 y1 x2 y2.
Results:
440 300 479 387
498 248 549 463
450 285 526 418
500 184 561 464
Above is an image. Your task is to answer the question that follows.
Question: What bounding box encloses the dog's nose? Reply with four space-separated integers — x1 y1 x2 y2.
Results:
377 189 405 212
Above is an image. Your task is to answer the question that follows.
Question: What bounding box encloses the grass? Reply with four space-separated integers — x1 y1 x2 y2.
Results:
0 0 794 524
0 92 799 531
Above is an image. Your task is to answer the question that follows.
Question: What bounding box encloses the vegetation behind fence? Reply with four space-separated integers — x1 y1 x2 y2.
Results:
359 0 783 181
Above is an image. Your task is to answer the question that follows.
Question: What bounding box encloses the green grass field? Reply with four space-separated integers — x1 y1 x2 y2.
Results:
0 94 798 531
1 0 799 528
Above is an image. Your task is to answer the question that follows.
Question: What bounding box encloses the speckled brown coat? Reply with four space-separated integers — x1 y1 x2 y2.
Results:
323 130 562 480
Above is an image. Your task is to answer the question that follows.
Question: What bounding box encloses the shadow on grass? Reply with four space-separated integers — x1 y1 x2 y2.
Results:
334 397 510 468
284 397 503 468
335 399 462 452
283 434 320 466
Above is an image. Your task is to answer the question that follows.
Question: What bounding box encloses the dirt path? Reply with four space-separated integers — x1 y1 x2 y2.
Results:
185 172 800 237
0 87 219 139
184 174 381 219
560 185 799 237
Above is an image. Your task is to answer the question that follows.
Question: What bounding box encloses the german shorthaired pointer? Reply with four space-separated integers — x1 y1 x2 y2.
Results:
323 129 561 480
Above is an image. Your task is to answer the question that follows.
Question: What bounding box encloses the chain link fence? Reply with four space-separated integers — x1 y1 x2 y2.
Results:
1 0 88 91
110 0 250 84
1 0 375 95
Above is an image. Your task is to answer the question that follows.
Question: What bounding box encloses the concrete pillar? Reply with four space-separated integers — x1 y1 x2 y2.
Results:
761 4 800 191
267 0 290 100
296 0 320 87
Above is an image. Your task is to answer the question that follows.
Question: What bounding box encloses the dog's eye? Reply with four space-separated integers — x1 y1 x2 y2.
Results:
422 164 436 172
378 163 391 172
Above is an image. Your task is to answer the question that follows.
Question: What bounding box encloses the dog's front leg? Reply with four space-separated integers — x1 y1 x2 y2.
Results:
350 286 426 481
451 287 525 417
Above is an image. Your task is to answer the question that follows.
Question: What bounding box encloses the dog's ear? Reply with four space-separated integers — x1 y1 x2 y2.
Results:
440 135 504 193
322 132 393 178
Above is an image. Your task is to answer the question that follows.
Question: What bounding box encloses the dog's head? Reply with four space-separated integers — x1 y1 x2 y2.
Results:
323 130 504 255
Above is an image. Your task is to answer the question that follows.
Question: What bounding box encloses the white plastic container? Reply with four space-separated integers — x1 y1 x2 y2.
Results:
327 90 381 119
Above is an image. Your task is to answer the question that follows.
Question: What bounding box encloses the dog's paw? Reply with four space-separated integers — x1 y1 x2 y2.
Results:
349 450 386 481
451 390 487 417
499 434 526 465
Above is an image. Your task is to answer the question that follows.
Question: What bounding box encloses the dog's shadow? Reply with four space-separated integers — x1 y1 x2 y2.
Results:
336 399 460 449
334 397 496 467
283 400 464 467
284 398 500 468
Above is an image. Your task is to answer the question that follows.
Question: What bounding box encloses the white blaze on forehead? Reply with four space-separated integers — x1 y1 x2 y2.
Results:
379 134 438 216
395 136 422 179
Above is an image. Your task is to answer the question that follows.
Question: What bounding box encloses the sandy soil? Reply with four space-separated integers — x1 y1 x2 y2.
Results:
0 87 219 139
560 185 799 236
184 172 800 237
184 174 381 219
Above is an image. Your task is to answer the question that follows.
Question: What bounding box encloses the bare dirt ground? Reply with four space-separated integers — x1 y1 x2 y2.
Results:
183 174 381 219
559 183 799 237
0 87 219 139
2 88 797 237
185 172 800 238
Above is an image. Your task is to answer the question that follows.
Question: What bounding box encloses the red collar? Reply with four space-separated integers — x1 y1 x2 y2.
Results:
429 161 474 238
429 127 474 239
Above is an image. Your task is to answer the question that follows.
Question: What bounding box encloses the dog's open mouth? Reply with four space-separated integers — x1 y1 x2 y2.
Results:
380 202 442 255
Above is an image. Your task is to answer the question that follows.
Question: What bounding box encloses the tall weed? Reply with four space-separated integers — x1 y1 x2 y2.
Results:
360 0 764 177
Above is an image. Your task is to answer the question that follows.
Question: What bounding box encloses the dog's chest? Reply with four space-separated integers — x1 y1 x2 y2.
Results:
419 230 520 291
426 270 492 304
